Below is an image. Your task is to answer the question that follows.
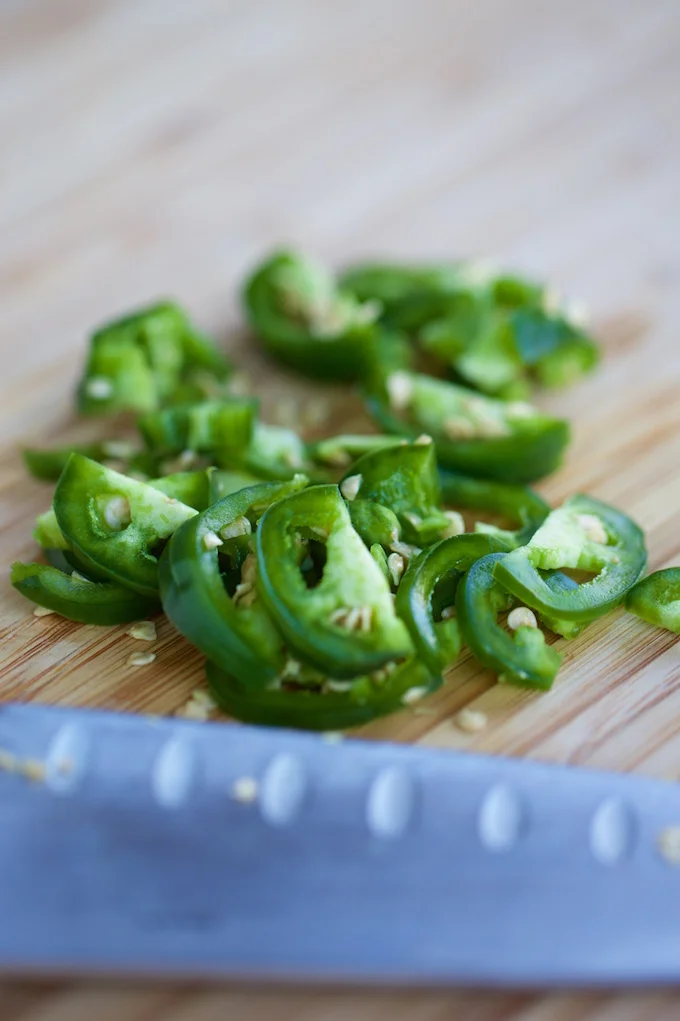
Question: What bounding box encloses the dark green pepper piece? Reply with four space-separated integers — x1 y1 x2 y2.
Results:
207 468 262 503
11 562 158 625
241 423 311 480
243 251 380 380
53 454 197 598
256 485 414 678
309 433 402 471
494 495 647 622
456 552 562 689
341 440 451 546
148 471 212 512
206 656 440 731
159 478 308 687
626 568 680 634
138 399 256 466
348 500 401 549
339 261 459 311
509 308 599 388
367 371 569 483
396 533 510 674
439 469 550 547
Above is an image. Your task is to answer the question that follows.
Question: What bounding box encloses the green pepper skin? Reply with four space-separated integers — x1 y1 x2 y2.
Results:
626 568 680 634
241 423 312 480
53 455 198 598
11 562 158 625
342 441 450 546
148 471 212 511
77 301 230 416
339 262 459 312
256 485 414 678
33 509 69 550
243 251 380 381
367 372 569 483
494 495 647 621
396 534 510 674
206 657 440 731
207 468 263 503
539 572 591 639
439 470 550 547
159 479 308 687
309 433 402 471
24 443 111 482
348 500 401 549
138 399 256 465
456 552 562 689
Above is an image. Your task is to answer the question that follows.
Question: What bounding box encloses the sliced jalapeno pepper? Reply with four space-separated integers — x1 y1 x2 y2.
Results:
456 552 562 689
160 478 308 686
339 261 459 311
147 470 211 512
341 439 451 546
626 568 680 634
256 485 414 677
241 423 312 479
33 508 69 550
207 468 262 503
11 562 158 625
206 656 440 731
138 399 256 466
494 495 647 621
368 371 569 483
439 469 550 547
396 534 510 674
243 251 380 380
348 500 401 549
308 433 402 471
53 454 198 598
539 572 590 639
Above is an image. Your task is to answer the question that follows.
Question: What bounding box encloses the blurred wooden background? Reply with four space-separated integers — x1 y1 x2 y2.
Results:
1 0 680 1017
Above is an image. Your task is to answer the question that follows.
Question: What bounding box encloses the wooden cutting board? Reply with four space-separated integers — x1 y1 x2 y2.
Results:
1 0 679 1016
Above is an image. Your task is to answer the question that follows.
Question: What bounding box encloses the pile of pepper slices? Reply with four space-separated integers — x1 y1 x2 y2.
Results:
12 251 680 729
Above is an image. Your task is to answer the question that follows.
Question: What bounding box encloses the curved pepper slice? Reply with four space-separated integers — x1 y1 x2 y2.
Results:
439 469 550 547
309 433 402 471
138 399 256 466
11 562 158 625
241 423 312 480
456 552 562 689
206 656 440 731
53 454 198 598
159 478 308 687
339 261 459 312
243 251 380 380
256 485 414 678
538 572 591 639
396 534 510 673
626 568 680 634
367 371 569 483
494 494 647 621
340 440 451 546
348 500 401 549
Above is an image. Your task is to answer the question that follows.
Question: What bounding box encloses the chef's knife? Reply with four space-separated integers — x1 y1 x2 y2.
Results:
0 702 678 986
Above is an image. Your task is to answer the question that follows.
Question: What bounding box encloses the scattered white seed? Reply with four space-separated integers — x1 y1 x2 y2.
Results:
325 679 353 693
340 474 363 502
658 826 680 865
401 687 429 706
455 707 488 734
414 433 433 445
219 516 252 540
476 420 510 439
386 371 413 411
85 376 113 400
231 776 259 804
233 581 256 608
390 541 421 561
387 552 405 587
505 402 535 419
443 417 476 440
33 605 55 617
70 570 92 583
126 621 157 642
404 511 423 528
441 605 456 620
102 439 136 460
176 700 211 721
202 530 224 551
240 553 257 586
322 731 344 744
192 689 217 710
456 257 497 288
564 299 590 328
103 495 131 531
127 651 156 667
441 509 465 538
508 606 538 630
178 449 198 469
358 605 373 632
324 449 351 468
577 513 608 545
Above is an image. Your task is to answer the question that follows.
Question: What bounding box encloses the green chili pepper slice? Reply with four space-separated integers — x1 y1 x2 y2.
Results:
309 433 402 471
241 423 312 479
206 656 440 731
626 568 680 634
243 251 380 380
439 469 550 547
138 399 256 465
494 495 647 621
396 534 511 674
256 485 414 678
53 454 198 598
367 371 569 483
348 500 402 549
456 552 562 689
11 562 158 625
159 478 308 686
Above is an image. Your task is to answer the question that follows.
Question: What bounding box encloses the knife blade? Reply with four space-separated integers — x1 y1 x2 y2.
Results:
0 702 678 986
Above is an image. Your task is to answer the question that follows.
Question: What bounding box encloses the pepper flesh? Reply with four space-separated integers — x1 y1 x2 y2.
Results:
138 399 256 465
626 568 680 633
456 552 562 689
439 469 550 547
494 494 647 621
256 485 414 678
11 562 158 625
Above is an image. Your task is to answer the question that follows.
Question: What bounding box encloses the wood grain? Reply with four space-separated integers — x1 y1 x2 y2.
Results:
1 0 679 1016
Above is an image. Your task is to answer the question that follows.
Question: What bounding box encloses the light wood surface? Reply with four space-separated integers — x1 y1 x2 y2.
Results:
1 0 680 1017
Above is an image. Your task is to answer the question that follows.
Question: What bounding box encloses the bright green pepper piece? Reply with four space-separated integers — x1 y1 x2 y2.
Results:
456 552 562 689
11 562 158 625
339 262 459 311
207 468 263 503
439 470 550 548
241 422 311 479
243 251 380 380
256 485 414 678
494 495 647 622
348 500 401 549
626 568 680 633
206 656 440 731
309 433 402 471
53 454 198 598
138 399 256 466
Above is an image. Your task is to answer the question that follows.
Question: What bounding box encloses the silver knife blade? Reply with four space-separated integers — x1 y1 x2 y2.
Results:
0 702 679 986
